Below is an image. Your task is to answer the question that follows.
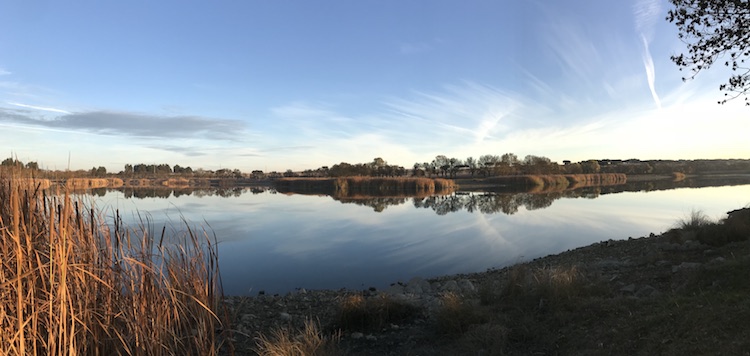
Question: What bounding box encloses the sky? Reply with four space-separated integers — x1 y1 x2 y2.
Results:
0 0 748 173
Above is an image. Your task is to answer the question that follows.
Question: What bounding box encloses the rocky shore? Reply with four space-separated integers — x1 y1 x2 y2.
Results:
221 209 750 355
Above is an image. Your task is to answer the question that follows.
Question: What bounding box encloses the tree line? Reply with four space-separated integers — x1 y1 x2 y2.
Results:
292 155 750 179
4 155 750 180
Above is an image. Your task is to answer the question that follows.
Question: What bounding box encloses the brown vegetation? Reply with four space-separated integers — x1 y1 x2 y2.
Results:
254 319 341 356
65 177 110 189
0 175 229 355
334 294 422 332
481 173 627 193
162 177 191 188
275 177 457 197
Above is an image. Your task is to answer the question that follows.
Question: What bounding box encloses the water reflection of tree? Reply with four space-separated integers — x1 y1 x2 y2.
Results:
106 186 269 199
336 197 410 212
410 190 596 215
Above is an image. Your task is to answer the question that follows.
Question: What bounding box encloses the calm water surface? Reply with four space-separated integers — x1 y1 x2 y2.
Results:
89 184 750 295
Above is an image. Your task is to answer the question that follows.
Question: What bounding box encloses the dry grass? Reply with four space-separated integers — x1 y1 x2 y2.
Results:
254 319 341 356
485 174 626 193
334 293 422 332
434 292 487 336
108 178 125 188
162 178 191 188
676 209 713 231
65 178 110 189
0 175 229 355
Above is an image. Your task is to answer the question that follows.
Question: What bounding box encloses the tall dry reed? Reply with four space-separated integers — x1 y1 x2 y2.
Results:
0 175 230 355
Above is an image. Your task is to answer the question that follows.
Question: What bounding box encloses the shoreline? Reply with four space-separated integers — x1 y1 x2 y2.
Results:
223 208 750 354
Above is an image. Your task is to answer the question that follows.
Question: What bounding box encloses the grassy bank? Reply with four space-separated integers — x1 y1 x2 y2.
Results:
0 176 229 355
275 177 458 196
475 173 627 193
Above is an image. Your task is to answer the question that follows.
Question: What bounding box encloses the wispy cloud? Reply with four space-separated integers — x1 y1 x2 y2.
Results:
634 0 661 41
8 102 71 114
384 82 520 145
634 0 662 108
0 68 10 76
543 20 602 82
0 109 246 140
641 36 661 108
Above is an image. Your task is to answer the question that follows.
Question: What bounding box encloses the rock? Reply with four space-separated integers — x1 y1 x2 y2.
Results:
635 285 659 298
386 284 405 295
620 284 637 294
279 312 291 321
365 334 377 341
405 277 428 294
672 262 702 273
419 279 433 294
458 279 475 293
351 332 364 340
711 256 726 264
240 313 255 325
440 280 460 293
594 259 624 269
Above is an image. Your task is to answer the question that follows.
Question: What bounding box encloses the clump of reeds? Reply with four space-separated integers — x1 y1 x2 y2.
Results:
0 175 229 355
676 209 713 231
254 319 341 356
108 177 125 188
65 178 110 189
161 177 191 188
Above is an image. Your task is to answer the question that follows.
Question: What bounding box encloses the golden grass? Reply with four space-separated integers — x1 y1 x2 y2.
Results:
486 174 627 193
161 178 191 188
254 319 341 356
108 177 125 188
0 175 229 355
65 178 110 189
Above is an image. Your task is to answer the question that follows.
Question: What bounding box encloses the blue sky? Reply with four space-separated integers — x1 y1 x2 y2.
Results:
1 0 747 173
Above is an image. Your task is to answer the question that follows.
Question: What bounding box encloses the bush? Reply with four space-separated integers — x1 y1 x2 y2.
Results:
254 319 341 356
435 292 487 336
677 209 713 231
334 294 422 332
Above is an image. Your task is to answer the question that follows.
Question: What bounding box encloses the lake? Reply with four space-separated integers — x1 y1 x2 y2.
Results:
85 181 750 295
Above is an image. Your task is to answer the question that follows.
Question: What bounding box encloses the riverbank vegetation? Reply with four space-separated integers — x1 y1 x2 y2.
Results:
0 175 230 355
4 155 749 186
275 177 457 196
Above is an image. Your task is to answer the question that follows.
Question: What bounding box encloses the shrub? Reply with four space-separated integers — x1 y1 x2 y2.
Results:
334 294 422 332
676 209 713 231
435 292 487 336
254 319 341 356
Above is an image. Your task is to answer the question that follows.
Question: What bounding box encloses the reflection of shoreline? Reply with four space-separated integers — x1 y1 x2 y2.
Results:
86 186 272 199
321 176 750 215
